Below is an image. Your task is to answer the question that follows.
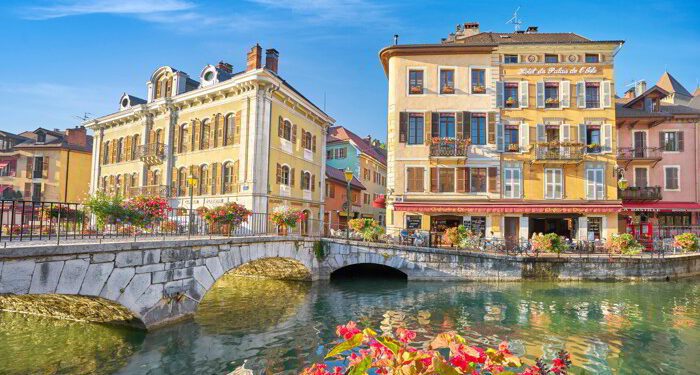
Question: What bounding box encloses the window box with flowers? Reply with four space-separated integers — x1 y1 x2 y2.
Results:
507 143 520 152
441 85 455 94
472 85 486 94
198 202 252 235
545 97 560 106
505 97 517 106
409 85 423 95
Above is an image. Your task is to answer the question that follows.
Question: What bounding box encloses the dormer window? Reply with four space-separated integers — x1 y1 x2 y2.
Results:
36 131 46 143
154 74 173 99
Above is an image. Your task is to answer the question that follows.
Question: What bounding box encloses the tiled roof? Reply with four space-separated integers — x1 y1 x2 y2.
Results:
326 165 365 190
127 95 146 105
327 126 387 165
656 72 692 98
447 32 593 45
616 103 700 118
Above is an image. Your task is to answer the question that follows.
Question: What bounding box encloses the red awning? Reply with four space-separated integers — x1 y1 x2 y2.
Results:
372 195 386 208
0 161 8 168
622 202 700 212
394 202 621 214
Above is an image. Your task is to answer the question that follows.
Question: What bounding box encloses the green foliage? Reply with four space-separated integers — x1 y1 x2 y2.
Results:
531 233 567 254
84 192 126 230
348 218 384 241
606 233 644 255
313 240 328 261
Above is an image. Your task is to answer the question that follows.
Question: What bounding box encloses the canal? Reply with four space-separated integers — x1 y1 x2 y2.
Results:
0 274 698 374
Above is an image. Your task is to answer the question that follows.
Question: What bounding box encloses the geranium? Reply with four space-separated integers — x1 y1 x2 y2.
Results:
199 202 251 227
348 218 384 241
270 205 306 229
674 233 698 253
606 233 644 255
531 233 567 254
123 195 171 228
303 322 570 375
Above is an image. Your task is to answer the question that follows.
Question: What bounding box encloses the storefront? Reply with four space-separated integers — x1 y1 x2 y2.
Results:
621 202 700 239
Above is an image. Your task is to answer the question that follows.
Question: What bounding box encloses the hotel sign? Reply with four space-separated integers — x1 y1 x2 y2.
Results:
518 66 598 75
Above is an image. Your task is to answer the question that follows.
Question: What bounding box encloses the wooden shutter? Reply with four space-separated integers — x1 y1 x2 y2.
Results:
311 174 316 192
25 157 33 178
579 124 587 145
24 182 31 198
496 122 504 152
464 167 471 193
456 167 466 193
487 112 496 144
424 112 432 144
312 135 317 152
560 124 571 142
456 112 465 139
430 167 438 192
560 81 571 108
217 114 225 147
463 112 472 141
399 112 408 143
234 110 242 144
659 132 665 149
211 163 219 194
124 136 131 161
602 80 612 108
146 170 154 186
291 124 297 144
519 123 530 152
488 167 498 193
192 121 200 151
173 125 180 153
110 140 117 163
276 163 281 184
678 131 684 151
602 124 612 153
496 81 504 108
431 113 440 138
536 81 545 108
290 167 295 186
577 81 586 108
537 124 546 142
278 116 283 137
211 115 218 148
519 81 529 108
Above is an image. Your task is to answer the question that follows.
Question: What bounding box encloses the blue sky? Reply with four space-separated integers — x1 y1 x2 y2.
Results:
1 0 699 140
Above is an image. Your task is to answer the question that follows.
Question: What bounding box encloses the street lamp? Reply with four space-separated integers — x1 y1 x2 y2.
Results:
343 167 354 241
187 174 198 237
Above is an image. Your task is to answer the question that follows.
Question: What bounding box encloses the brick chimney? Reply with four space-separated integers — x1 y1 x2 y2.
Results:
265 48 279 74
65 126 87 148
624 88 636 99
246 44 262 71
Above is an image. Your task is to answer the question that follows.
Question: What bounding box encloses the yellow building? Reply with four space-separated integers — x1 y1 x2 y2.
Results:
87 45 334 221
380 22 623 244
0 127 92 202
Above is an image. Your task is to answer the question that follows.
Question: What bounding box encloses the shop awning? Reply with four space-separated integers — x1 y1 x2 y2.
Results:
622 202 700 212
394 202 622 214
372 195 386 208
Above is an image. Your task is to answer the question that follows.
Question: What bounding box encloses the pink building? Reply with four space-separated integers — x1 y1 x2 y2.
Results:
616 80 700 240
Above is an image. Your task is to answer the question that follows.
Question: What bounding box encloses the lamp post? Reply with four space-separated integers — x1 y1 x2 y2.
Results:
187 174 198 238
343 167 354 241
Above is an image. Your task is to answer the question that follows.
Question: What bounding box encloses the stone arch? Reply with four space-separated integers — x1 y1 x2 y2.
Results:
330 263 407 280
227 257 312 281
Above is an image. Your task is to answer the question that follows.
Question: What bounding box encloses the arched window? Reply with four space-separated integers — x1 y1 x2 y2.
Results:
200 119 210 150
131 173 139 188
116 138 123 162
301 171 311 190
281 120 292 141
280 165 290 185
177 167 188 196
222 162 235 193
102 176 108 189
179 124 189 153
155 129 162 144
224 114 235 146
155 74 173 99
115 175 122 196
132 134 140 160
302 131 312 150
198 165 209 195
103 142 110 164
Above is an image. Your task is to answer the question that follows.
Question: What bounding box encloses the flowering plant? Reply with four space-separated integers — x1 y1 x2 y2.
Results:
531 233 567 254
606 233 644 255
123 195 170 227
270 205 306 229
84 192 127 230
472 85 486 93
444 225 480 250
409 85 423 94
674 233 698 253
40 206 85 222
348 218 384 241
199 202 251 227
505 96 517 104
301 321 570 375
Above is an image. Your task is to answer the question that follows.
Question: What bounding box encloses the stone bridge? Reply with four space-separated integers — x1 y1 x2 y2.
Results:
1 236 699 329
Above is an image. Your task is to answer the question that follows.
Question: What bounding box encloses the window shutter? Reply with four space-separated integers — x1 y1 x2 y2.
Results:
519 81 529 108
561 81 570 108
496 122 504 152
464 167 471 193
173 126 180 153
146 170 154 186
125 136 131 161
24 182 31 199
211 115 218 148
496 81 504 108
456 112 464 139
602 80 612 108
290 168 295 186
276 163 281 184
487 112 496 144
678 131 684 151
211 163 219 194
456 167 466 193
399 112 408 143
578 217 588 240
278 116 283 138
463 112 472 141
424 112 432 144
585 169 594 200
430 167 438 193
519 123 529 152
110 140 116 163
488 167 498 193
301 129 306 148
560 124 570 142
311 174 316 192
602 124 612 153
312 135 317 152
536 81 545 108
579 124 587 145
25 157 33 178
291 124 297 144
577 81 586 108
234 111 242 144
431 113 440 138
659 132 665 149
536 124 545 142
192 121 200 152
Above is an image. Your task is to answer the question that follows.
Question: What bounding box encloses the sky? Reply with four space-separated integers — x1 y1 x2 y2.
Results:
1 0 699 140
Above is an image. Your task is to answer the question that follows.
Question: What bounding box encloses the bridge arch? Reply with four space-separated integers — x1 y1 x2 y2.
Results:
330 263 408 280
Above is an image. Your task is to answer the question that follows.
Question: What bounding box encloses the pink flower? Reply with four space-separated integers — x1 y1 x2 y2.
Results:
335 321 361 340
395 327 416 343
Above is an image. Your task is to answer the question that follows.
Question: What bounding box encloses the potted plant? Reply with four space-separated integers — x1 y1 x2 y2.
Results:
531 233 567 254
123 195 171 229
409 85 423 94
348 218 384 241
606 233 644 255
199 202 251 235
505 96 517 105
472 85 486 94
674 233 698 253
270 205 306 235
507 143 520 152
441 85 455 94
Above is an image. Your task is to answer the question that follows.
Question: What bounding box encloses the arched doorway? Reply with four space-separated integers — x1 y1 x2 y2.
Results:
301 209 311 236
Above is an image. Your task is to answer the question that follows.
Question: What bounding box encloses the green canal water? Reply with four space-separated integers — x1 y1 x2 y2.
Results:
1 276 699 375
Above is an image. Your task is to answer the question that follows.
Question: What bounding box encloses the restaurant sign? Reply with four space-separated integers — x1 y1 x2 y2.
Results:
518 66 598 75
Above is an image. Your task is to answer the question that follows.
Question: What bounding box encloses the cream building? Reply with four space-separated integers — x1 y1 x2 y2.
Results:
87 45 334 222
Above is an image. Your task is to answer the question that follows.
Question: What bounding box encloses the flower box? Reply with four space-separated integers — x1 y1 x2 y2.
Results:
472 85 486 94
505 97 517 105
409 86 423 94
507 143 520 152
441 86 455 94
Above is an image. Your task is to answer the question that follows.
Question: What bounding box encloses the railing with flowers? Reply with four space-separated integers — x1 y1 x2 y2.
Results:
534 142 584 161
429 137 469 157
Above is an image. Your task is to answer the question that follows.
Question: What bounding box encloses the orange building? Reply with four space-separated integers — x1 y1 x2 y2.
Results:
324 165 365 231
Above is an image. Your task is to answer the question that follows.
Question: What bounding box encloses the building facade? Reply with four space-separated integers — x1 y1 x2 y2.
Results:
87 45 334 222
324 165 365 231
381 22 623 244
0 127 92 202
326 126 387 224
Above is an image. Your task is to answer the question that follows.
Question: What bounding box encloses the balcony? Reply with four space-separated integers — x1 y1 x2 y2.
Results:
617 147 662 166
129 185 169 197
430 138 469 158
533 144 584 163
619 186 662 201
137 143 165 166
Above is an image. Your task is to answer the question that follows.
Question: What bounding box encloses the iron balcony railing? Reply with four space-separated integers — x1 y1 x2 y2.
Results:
534 145 584 161
619 186 662 201
128 185 169 197
137 143 165 165
617 147 663 160
429 138 469 157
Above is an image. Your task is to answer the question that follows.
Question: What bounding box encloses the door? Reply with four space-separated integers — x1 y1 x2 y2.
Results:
504 217 520 250
634 167 648 188
633 132 647 157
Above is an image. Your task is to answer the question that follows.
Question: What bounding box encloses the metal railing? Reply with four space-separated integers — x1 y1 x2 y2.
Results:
617 147 662 160
430 138 469 157
128 185 169 197
619 186 662 201
137 143 165 165
534 145 584 161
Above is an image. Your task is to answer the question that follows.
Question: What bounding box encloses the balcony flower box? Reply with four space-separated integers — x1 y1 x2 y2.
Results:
409 86 423 94
545 97 560 105
441 86 455 94
505 97 517 106
507 143 520 152
472 85 486 94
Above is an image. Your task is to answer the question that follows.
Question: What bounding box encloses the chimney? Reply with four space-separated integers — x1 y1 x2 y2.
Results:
217 61 232 73
461 22 480 37
265 48 279 74
364 135 372 144
635 80 647 96
246 44 262 71
624 88 636 99
526 26 538 33
65 126 87 148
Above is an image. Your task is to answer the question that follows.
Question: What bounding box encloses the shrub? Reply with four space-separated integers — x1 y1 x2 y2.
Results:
301 321 570 375
443 225 480 250
40 206 85 222
606 233 644 255
673 232 698 253
531 233 567 254
348 218 384 241
84 192 127 230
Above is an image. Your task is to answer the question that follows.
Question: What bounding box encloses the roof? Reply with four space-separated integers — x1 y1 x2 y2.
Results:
445 32 594 45
13 127 93 152
327 126 387 165
689 95 700 110
325 166 365 190
0 131 29 141
127 95 146 105
623 85 669 107
694 87 700 97
656 72 692 98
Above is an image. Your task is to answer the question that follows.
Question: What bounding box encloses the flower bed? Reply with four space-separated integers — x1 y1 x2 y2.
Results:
348 218 384 241
85 192 171 230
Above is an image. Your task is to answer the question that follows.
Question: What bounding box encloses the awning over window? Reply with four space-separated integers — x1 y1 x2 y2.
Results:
394 202 621 214
622 202 700 212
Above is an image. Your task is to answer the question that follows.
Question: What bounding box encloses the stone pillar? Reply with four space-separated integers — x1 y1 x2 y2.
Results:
163 102 178 199
89 125 103 195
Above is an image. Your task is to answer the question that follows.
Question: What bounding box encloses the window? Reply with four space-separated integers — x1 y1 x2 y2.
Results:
116 138 123 162
302 131 313 150
584 126 601 153
439 113 456 138
658 213 691 227
33 157 43 178
326 184 336 198
334 148 347 159
408 69 424 95
31 183 42 201
504 55 518 64
408 114 424 145
198 165 209 195
634 167 648 188
664 166 680 191
504 83 519 108
179 124 189 153
280 120 292 141
503 168 521 198
224 114 235 145
662 131 682 151
470 114 486 145
586 168 605 199
363 193 370 205
279 165 290 185
200 119 210 150
36 132 46 143
326 150 333 160
504 126 519 152
406 167 424 192
363 168 370 181
177 168 188 196
471 69 486 94
587 217 602 240
585 54 599 63
545 82 559 108
544 54 559 63
223 161 238 193
439 69 455 94
585 82 600 108
466 216 486 237
438 168 455 193
470 168 487 193
131 134 140 160
544 168 563 199
301 171 312 190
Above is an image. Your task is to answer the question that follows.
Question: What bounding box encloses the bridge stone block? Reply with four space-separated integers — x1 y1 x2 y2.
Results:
143 250 161 265
135 283 164 316
0 260 35 294
152 270 172 284
135 264 165 274
172 267 193 280
193 266 215 290
217 250 234 271
80 262 114 296
205 257 224 280
118 273 151 308
200 246 218 257
164 279 188 296
100 267 135 300
91 253 115 263
115 251 143 268
56 259 89 294
29 261 64 294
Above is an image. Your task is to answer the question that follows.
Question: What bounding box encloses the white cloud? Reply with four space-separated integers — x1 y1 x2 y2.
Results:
22 0 196 20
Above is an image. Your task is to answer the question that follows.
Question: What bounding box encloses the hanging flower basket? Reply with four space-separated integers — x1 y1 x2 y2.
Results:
270 205 306 233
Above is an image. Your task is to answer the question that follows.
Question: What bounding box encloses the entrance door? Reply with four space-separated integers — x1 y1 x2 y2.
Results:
504 217 520 250
634 167 648 188
633 131 647 157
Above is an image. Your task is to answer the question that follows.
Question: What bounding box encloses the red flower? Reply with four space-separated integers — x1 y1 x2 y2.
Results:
335 321 361 340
